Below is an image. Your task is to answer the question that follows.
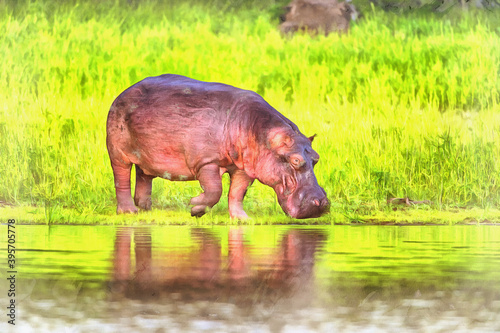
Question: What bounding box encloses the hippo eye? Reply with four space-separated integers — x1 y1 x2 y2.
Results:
289 154 305 170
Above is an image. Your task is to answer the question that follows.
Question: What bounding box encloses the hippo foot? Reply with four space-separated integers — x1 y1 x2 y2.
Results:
191 205 209 218
117 204 138 214
189 194 205 206
134 197 152 210
229 209 249 220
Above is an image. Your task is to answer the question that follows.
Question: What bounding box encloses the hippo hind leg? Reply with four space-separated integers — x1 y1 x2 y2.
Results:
134 165 154 210
189 164 223 217
111 161 138 214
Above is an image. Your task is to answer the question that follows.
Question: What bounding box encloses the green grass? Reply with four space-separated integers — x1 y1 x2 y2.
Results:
1 0 499 224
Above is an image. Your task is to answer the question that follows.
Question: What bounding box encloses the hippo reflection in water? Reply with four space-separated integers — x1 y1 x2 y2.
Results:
106 74 329 219
111 228 327 302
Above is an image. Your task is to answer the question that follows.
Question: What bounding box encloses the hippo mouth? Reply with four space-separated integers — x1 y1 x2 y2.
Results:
275 181 329 219
283 193 329 219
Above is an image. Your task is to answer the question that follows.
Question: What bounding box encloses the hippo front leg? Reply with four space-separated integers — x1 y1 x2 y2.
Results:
228 169 254 220
189 164 223 217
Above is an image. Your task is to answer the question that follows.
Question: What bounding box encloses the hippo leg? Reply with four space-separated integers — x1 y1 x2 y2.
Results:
111 161 138 214
189 164 223 217
134 165 154 210
228 170 254 220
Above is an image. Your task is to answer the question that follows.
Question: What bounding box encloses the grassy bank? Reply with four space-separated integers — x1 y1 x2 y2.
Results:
1 1 499 224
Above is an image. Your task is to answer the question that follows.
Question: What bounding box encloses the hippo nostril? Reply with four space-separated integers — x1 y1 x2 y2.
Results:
313 199 320 207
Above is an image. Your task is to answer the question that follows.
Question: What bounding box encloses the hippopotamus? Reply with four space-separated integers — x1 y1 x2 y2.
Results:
106 74 329 219
280 0 359 36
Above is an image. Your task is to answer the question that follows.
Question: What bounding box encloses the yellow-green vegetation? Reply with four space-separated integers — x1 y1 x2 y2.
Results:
1 0 499 224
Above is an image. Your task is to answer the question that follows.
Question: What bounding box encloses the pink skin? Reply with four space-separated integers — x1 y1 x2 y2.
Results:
106 74 328 219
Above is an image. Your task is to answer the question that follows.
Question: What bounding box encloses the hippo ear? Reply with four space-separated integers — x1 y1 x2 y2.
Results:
308 134 317 143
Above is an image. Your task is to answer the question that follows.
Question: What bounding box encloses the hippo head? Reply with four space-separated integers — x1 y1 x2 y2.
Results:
256 127 329 219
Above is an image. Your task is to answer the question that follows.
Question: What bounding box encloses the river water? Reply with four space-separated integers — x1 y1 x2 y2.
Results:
1 225 499 332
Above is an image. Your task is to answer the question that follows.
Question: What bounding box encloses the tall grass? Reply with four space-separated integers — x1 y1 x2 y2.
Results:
1 0 499 222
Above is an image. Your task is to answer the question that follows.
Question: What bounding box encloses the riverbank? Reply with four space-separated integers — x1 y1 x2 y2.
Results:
2 204 499 225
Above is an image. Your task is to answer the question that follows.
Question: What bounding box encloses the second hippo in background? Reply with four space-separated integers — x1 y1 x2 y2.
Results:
280 0 360 35
106 74 329 219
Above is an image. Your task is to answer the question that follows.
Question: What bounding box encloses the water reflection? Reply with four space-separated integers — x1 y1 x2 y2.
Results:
110 227 326 308
1 225 499 332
